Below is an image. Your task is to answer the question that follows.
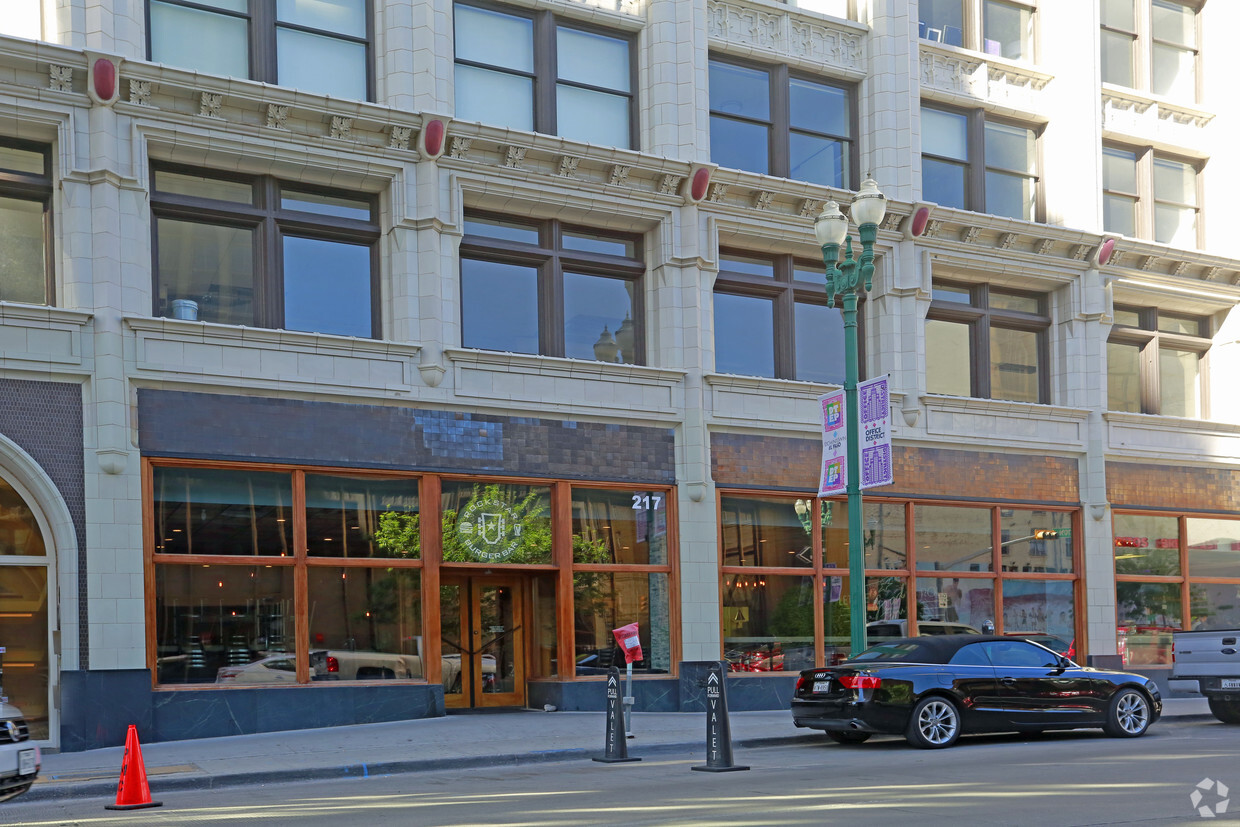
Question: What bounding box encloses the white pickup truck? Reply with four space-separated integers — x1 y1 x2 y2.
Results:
1170 627 1240 724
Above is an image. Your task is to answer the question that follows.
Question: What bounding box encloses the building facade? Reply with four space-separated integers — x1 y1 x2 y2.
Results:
1 0 1238 751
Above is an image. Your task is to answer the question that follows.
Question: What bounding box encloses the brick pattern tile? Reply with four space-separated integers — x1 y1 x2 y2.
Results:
1106 462 1240 512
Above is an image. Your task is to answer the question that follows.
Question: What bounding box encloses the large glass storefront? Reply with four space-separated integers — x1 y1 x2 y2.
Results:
719 492 1079 672
0 476 50 740
148 462 675 697
1114 512 1240 667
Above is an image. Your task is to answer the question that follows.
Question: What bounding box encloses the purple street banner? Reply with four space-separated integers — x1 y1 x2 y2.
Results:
859 375 893 490
818 391 846 497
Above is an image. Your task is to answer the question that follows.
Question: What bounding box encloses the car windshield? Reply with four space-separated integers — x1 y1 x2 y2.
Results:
850 642 932 663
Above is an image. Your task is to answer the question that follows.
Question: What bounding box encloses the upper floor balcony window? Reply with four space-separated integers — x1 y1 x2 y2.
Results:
0 140 52 306
147 0 372 100
1101 0 1199 102
919 0 1035 61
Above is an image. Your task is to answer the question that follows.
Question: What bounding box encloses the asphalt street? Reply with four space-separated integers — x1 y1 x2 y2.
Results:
6 717 1238 826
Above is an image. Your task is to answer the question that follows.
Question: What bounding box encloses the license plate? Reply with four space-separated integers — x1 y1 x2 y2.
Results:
18 749 34 776
813 681 831 693
1222 678 1240 689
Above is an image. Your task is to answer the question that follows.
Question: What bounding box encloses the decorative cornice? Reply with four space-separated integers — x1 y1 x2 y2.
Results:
706 0 864 75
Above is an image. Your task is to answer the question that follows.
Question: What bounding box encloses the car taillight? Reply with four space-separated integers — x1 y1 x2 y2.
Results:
327 656 339 673
838 674 881 690
1171 640 1175 664
795 676 806 694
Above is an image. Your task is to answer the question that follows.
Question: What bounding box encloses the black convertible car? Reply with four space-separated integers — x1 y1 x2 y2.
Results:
791 635 1161 749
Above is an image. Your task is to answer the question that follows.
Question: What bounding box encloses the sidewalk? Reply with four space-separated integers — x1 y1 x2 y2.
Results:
25 697 1214 803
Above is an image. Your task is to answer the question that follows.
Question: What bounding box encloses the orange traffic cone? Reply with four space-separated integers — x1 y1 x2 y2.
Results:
104 724 163 810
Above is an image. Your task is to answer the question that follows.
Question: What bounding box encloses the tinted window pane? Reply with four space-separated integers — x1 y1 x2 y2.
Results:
1003 581 1076 641
276 0 366 37
790 132 847 187
1153 0 1194 47
719 496 810 568
281 190 371 220
925 319 971 395
1153 44 1194 99
155 564 294 684
1154 203 1196 247
1000 510 1073 573
306 474 420 558
572 488 668 566
1101 0 1135 29
464 216 539 244
1113 514 1180 575
916 577 993 634
1103 147 1137 192
153 467 294 556
866 575 908 627
283 236 372 338
864 502 907 570
1191 584 1240 633
1116 581 1180 665
722 574 814 674
721 255 775 278
919 0 964 33
441 481 552 564
1106 341 1141 412
0 145 44 175
714 293 774 377
1101 30 1134 86
1159 347 1199 417
1104 194 1137 236
455 65 534 131
307 567 421 679
561 231 635 258
1154 157 1195 203
454 5 532 71
578 572 671 674
0 477 46 556
915 505 993 573
460 258 539 354
155 170 253 204
557 27 629 91
789 79 849 136
988 292 1039 313
932 284 972 304
277 27 367 99
921 108 967 159
563 273 635 362
922 158 966 209
556 86 629 147
985 170 1034 220
0 197 46 304
983 0 1031 60
985 122 1034 172
156 218 255 325
710 116 769 175
1186 518 1240 579
150 1 249 79
1113 309 1142 327
983 640 1059 668
794 301 845 384
990 326 1039 402
1157 314 1201 335
709 62 770 120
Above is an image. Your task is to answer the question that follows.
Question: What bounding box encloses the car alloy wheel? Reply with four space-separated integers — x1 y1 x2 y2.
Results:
906 696 960 749
1105 688 1150 737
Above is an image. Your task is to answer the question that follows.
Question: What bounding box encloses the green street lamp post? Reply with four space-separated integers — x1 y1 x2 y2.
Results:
814 178 887 658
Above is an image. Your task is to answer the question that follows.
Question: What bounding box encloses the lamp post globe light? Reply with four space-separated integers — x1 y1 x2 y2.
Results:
814 178 886 658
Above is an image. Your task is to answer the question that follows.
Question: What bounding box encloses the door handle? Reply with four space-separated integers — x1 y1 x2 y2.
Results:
1000 677 1017 686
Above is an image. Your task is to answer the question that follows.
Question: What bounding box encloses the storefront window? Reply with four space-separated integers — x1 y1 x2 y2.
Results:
822 573 851 665
441 481 552 564
0 566 48 740
1116 581 1180 667
153 467 293 556
916 576 994 633
155 563 295 685
915 504 993 572
1113 513 1180 575
572 488 668 565
864 501 906 569
866 574 908 625
1191 583 1240 632
721 495 813 567
1186 517 1240 578
306 475 419 558
1002 579 1074 639
722 573 815 674
574 571 671 674
530 574 558 678
1000 509 1073 573
306 567 422 680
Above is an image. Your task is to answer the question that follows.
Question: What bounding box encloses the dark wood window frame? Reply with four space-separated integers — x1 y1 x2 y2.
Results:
926 279 1051 403
452 0 639 149
1108 304 1211 416
459 211 646 362
0 137 54 306
708 54 858 187
149 163 382 336
144 0 376 100
1102 141 1203 247
713 250 860 383
920 104 1044 222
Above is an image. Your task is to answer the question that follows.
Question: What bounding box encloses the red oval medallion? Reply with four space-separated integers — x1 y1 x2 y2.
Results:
690 167 711 202
93 58 116 103
1098 237 1116 265
911 206 930 237
424 119 445 157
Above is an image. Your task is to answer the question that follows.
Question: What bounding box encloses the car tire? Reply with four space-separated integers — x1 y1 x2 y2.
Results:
824 730 872 745
1104 688 1152 737
1207 698 1240 724
905 696 961 749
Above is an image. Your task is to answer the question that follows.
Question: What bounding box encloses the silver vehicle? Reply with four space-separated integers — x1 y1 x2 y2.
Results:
1171 626 1240 724
0 701 39 803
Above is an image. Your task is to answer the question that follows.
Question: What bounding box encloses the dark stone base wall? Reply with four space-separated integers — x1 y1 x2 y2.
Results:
528 665 795 714
59 670 444 752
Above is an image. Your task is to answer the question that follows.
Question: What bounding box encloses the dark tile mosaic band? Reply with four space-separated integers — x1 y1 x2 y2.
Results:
137 390 676 483
0 378 87 659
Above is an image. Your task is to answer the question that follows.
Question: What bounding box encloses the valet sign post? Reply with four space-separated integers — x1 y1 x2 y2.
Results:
611 623 642 738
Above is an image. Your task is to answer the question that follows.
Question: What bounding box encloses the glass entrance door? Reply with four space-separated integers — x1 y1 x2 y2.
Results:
441 576 525 708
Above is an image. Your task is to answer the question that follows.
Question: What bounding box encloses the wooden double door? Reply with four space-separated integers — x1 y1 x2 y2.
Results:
440 575 525 708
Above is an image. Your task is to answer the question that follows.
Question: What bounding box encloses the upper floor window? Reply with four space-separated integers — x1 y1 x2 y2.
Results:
147 0 372 100
459 213 644 362
709 57 855 188
453 3 634 149
918 0 1035 61
1103 144 1200 248
925 281 1049 403
713 253 847 384
1101 0 1198 101
151 165 380 337
0 140 52 305
921 106 1040 221
1108 306 1210 418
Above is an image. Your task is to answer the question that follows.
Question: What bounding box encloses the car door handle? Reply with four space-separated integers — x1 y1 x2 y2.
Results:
1000 677 1017 686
